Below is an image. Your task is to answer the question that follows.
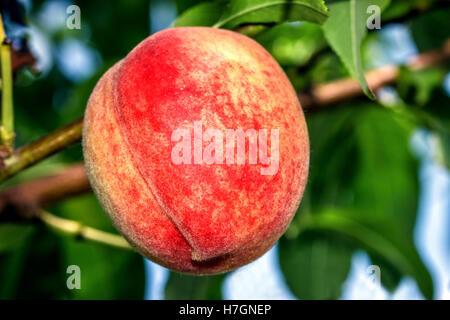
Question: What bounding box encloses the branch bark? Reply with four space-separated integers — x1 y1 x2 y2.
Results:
300 39 450 111
0 163 90 219
0 118 82 182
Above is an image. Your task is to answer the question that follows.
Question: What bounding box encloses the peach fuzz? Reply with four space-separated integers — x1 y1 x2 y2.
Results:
82 27 309 274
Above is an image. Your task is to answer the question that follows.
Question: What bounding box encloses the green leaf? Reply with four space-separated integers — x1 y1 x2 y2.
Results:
0 249 29 298
382 0 423 21
0 229 67 299
300 207 433 299
283 105 433 299
0 224 34 252
395 67 450 169
369 256 402 292
0 195 145 299
410 8 450 52
174 1 225 27
213 0 329 29
52 194 146 299
322 0 390 99
165 272 225 299
397 67 447 107
435 131 450 169
279 231 353 299
255 21 327 67
175 0 211 14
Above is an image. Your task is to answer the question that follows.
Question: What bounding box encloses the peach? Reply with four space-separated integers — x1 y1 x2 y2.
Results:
82 27 309 274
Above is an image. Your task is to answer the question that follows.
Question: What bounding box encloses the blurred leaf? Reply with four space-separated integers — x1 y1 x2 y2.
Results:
81 0 151 58
256 21 326 67
382 0 430 21
0 224 34 252
435 132 450 169
322 0 390 99
175 0 212 14
51 194 146 299
283 105 433 299
213 0 329 29
397 67 447 107
0 194 145 299
174 1 225 27
410 7 450 52
396 67 450 169
0 229 66 299
0 246 29 298
306 52 348 86
165 272 225 299
279 231 353 299
370 255 402 292
300 207 433 299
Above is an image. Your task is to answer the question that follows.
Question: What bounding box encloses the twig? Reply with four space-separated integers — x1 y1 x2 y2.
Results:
0 118 82 182
0 164 130 250
300 39 450 111
40 209 132 250
0 163 90 219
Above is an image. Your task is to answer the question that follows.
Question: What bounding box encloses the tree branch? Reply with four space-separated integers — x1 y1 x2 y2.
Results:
40 209 132 250
0 164 130 250
300 39 450 111
0 118 82 182
0 163 90 219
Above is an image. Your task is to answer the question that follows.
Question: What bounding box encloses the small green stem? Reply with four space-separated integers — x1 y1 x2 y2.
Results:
40 210 132 250
0 14 14 151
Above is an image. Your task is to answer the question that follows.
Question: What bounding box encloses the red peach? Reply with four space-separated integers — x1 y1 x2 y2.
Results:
82 27 309 274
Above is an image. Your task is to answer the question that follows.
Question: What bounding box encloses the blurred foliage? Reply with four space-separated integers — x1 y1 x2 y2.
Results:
280 231 353 299
396 67 450 169
409 7 450 52
165 273 225 300
0 0 449 300
175 0 329 28
282 105 432 299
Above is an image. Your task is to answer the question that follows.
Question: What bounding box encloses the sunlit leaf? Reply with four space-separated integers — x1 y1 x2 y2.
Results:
213 0 329 28
322 0 391 99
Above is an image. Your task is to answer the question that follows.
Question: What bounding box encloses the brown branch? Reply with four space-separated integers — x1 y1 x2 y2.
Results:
0 39 449 192
300 39 450 111
0 118 82 182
